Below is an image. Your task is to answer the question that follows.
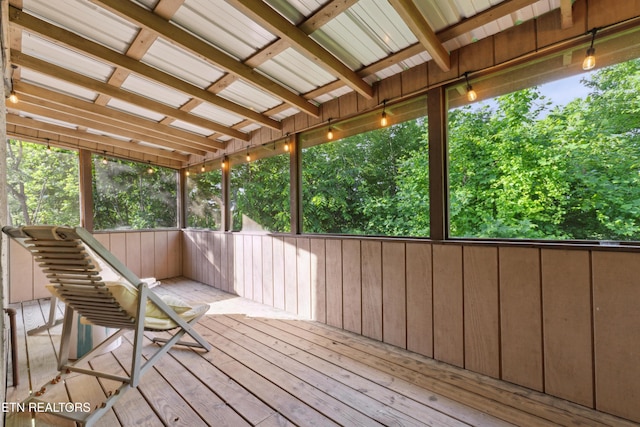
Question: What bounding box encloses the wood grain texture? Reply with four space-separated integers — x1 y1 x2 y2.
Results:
541 249 593 406
342 239 362 334
432 244 464 367
499 247 543 391
284 237 298 314
325 239 343 328
463 246 500 378
310 238 327 323
382 241 406 348
406 242 433 357
592 250 640 422
361 240 382 341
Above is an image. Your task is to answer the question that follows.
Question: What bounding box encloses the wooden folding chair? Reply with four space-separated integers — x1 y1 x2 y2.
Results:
3 225 211 426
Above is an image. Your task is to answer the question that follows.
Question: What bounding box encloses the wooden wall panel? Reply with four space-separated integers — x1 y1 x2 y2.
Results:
110 233 127 271
272 237 285 310
262 236 274 306
463 246 500 379
592 251 640 422
499 247 543 392
243 235 254 300
233 234 244 296
382 242 406 349
541 249 593 407
325 239 343 328
222 233 232 293
9 239 34 303
310 238 326 323
252 236 263 302
181 231 193 280
213 233 222 288
406 242 433 357
140 232 157 277
432 244 464 368
284 237 298 314
297 238 312 319
342 239 362 334
361 240 382 341
125 232 141 277
154 231 169 280
168 230 181 280
32 257 50 300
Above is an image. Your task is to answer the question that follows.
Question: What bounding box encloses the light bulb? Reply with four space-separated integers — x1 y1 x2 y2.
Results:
327 128 334 140
8 91 18 104
582 48 596 70
467 87 477 102
381 111 388 127
284 142 290 152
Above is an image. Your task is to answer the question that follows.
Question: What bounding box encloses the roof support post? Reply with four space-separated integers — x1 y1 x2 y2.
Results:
289 133 302 234
221 158 231 232
78 149 94 232
427 86 448 241
178 168 187 229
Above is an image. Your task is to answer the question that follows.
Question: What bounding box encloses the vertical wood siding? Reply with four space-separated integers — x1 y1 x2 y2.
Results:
180 231 640 423
8 230 182 303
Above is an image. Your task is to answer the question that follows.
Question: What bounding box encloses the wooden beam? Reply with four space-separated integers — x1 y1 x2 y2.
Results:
8 6 280 131
561 0 574 29
12 96 210 156
6 113 189 162
436 0 540 42
388 0 450 71
11 50 249 142
226 0 373 99
89 0 320 117
13 82 221 153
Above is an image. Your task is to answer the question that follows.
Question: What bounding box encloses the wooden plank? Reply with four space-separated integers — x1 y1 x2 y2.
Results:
342 239 362 334
213 233 222 288
541 248 593 408
432 244 464 367
272 237 285 309
65 374 120 426
140 232 155 279
221 233 231 293
212 315 432 427
310 238 327 323
297 237 312 319
154 230 169 280
463 246 500 378
382 241 406 348
325 239 343 328
284 237 298 314
406 242 433 357
262 235 274 306
124 232 141 277
253 235 264 303
244 234 254 300
499 247 543 392
234 234 244 296
361 240 382 341
109 233 127 267
9 240 33 303
592 251 640 423
167 229 181 279
494 20 536 65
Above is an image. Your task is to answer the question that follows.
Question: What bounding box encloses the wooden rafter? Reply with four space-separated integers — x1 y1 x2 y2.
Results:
561 0 574 29
89 0 320 118
387 0 450 71
8 5 279 132
11 50 244 144
6 113 189 162
225 0 373 99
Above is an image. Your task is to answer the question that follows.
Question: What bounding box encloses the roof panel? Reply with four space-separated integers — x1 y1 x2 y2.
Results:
120 74 191 108
106 98 166 122
142 38 225 89
23 0 139 53
22 32 114 82
217 80 283 112
169 120 215 136
258 48 336 94
172 0 276 61
190 102 245 127
19 68 98 101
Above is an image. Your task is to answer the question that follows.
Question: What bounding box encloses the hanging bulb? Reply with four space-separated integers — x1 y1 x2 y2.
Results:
8 91 18 104
46 142 52 154
246 151 251 162
464 72 477 102
380 100 388 127
284 141 290 152
582 28 597 71
147 163 154 174
327 127 334 140
201 164 205 172
185 169 190 177
221 157 227 170
101 151 108 165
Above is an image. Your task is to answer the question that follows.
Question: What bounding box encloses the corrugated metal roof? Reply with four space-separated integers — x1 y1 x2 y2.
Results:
6 0 572 166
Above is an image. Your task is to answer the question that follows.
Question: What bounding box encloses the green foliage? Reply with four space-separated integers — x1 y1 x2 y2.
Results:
187 169 222 229
93 158 177 230
6 140 80 226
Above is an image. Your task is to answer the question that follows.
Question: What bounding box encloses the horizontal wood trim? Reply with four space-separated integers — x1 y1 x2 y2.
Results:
183 230 640 423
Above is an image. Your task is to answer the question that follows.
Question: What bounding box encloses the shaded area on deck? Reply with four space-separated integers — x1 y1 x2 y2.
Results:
4 278 636 426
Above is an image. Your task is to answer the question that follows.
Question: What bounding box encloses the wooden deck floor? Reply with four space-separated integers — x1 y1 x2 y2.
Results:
4 278 637 427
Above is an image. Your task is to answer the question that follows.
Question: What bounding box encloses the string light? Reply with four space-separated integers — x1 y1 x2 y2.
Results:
221 157 227 170
380 100 388 127
101 150 108 165
46 140 51 154
284 141 290 152
464 72 477 102
8 91 18 104
147 161 153 174
327 119 334 140
246 146 251 162
583 28 598 70
201 164 206 172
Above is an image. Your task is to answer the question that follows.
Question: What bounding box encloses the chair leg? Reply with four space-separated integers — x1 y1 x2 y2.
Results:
27 297 64 335
57 307 75 370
